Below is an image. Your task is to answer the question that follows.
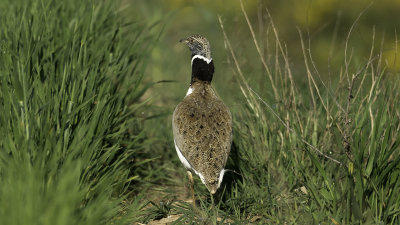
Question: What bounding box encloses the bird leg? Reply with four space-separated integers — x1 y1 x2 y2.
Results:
187 171 195 207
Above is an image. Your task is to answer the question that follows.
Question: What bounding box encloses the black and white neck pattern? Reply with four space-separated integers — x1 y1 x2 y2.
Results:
190 54 214 85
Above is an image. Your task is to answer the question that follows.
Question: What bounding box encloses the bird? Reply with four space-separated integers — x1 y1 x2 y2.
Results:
172 34 232 204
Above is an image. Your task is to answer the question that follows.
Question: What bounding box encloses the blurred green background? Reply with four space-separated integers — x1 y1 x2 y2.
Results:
130 0 400 107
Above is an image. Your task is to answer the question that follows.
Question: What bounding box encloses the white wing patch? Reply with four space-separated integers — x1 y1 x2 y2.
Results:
174 140 191 169
186 87 193 96
217 169 226 188
174 139 206 185
191 54 212 66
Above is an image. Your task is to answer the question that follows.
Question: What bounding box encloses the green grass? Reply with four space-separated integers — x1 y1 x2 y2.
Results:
0 0 158 224
1 0 399 224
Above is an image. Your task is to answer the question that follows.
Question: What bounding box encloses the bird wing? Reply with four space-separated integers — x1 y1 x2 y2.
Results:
172 94 232 179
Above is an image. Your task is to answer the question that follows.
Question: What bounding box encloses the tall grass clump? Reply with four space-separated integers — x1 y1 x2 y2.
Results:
213 1 400 224
0 0 156 224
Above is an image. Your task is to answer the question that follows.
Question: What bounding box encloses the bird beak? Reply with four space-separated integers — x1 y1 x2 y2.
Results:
179 38 189 44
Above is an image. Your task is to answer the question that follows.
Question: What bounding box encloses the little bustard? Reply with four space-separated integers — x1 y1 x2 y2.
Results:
172 35 232 204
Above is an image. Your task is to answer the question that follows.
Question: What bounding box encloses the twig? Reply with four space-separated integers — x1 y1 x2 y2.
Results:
343 74 357 158
340 4 372 162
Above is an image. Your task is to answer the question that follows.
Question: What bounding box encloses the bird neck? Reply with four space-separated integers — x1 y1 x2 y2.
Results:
186 80 215 97
190 54 214 85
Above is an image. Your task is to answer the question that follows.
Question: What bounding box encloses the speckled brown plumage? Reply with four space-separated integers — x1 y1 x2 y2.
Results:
172 81 232 193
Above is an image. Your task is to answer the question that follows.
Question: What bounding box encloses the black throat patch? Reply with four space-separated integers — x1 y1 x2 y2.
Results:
191 56 214 84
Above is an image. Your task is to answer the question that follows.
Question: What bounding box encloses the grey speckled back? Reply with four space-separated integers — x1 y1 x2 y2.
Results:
172 81 232 193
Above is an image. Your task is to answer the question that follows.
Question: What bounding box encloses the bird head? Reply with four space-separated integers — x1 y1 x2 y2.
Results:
180 34 211 60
